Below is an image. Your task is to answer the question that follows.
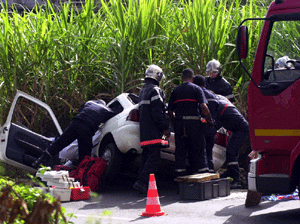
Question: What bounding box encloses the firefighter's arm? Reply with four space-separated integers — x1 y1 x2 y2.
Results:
200 103 214 127
151 89 170 131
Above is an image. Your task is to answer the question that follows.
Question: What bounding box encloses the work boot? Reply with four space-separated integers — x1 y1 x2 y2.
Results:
133 180 148 194
32 150 52 169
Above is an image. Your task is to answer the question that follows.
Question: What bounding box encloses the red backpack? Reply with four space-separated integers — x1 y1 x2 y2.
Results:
69 155 107 192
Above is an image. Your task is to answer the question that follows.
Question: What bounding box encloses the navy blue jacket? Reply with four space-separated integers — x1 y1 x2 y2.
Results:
201 87 219 135
74 100 116 133
205 75 235 103
201 87 218 120
139 79 170 147
167 82 207 117
215 95 249 132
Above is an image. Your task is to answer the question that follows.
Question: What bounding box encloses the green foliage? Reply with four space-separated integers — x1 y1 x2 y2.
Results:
0 0 272 123
84 210 113 224
0 176 73 223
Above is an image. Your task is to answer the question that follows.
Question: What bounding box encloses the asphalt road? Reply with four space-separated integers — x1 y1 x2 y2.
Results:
61 161 300 224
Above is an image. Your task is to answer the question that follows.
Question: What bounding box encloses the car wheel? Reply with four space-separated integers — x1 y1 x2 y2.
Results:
99 142 123 183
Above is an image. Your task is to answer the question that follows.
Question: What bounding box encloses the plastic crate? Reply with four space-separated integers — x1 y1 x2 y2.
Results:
49 187 71 202
178 178 230 200
70 187 91 201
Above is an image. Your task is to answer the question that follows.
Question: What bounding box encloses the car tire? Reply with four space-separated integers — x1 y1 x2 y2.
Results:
99 142 123 184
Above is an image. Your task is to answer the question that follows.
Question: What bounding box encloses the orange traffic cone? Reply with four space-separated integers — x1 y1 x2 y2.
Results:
140 174 167 217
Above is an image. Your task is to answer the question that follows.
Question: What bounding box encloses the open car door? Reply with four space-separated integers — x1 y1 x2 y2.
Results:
0 90 63 173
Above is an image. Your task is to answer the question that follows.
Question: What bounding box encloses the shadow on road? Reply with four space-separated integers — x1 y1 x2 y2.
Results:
75 159 180 211
215 200 300 223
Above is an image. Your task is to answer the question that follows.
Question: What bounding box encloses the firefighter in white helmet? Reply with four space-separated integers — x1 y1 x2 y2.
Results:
133 64 171 194
205 59 235 103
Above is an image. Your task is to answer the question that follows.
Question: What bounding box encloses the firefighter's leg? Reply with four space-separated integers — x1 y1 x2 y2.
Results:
77 122 94 162
174 121 188 177
32 120 79 168
138 145 161 184
47 121 79 156
188 122 208 174
205 134 215 173
226 130 249 188
134 146 150 194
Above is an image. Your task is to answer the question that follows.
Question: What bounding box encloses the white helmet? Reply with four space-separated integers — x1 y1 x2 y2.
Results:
145 64 164 82
275 56 291 69
206 59 222 73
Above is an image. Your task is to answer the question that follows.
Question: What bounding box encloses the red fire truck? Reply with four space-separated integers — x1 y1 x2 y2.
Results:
236 0 300 195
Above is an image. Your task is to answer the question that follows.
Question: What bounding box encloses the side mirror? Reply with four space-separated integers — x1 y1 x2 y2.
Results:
236 25 249 59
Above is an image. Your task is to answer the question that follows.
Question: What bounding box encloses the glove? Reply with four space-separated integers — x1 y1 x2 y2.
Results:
206 117 215 128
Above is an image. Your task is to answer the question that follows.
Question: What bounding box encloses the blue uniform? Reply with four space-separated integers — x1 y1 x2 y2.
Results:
47 100 115 162
138 78 170 185
168 82 209 175
201 88 219 172
205 75 235 103
216 95 249 182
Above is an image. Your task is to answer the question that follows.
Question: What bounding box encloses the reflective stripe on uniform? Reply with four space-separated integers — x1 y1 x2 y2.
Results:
139 100 150 106
153 87 163 102
225 94 234 100
227 162 239 166
181 116 200 120
151 94 162 102
220 103 228 116
140 139 169 147
175 169 186 172
207 98 218 103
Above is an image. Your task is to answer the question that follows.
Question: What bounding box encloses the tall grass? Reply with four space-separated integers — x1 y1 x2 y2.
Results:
0 0 272 124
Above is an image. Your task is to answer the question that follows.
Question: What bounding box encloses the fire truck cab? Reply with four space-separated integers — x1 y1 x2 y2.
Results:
236 0 300 195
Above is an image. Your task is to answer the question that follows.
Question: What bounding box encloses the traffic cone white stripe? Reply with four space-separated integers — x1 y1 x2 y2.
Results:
148 181 157 190
147 197 160 205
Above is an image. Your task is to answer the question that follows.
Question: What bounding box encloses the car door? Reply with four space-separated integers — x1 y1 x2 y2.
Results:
0 90 63 172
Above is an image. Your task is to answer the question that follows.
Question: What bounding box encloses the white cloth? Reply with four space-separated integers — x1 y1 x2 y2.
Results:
58 130 102 160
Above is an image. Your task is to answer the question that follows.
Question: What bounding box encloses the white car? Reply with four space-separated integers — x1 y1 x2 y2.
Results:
0 90 227 178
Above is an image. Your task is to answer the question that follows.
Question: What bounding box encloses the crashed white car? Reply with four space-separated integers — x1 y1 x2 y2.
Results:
0 90 227 179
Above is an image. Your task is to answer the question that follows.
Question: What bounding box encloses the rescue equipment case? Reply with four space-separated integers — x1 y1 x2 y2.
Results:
175 173 230 200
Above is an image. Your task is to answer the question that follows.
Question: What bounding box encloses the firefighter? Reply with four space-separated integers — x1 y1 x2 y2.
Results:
215 94 249 189
168 68 214 177
205 59 235 103
193 75 219 173
133 64 171 194
32 99 116 169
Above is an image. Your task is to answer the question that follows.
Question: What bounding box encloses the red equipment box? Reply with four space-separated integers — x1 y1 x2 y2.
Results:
70 187 91 201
